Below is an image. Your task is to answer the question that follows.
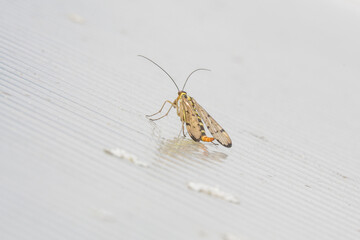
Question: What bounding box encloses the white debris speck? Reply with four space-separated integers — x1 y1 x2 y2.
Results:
104 148 149 167
68 13 85 24
187 182 239 204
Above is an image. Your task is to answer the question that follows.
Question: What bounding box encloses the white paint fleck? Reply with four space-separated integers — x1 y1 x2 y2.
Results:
187 182 239 204
104 148 149 167
68 13 85 24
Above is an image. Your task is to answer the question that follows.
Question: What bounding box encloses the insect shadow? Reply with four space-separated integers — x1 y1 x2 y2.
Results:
156 137 228 163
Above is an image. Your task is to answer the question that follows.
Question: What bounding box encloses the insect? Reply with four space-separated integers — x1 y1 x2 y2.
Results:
139 55 232 148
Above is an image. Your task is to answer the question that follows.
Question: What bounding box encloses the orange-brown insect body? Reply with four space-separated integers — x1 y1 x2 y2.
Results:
201 136 215 142
175 91 215 144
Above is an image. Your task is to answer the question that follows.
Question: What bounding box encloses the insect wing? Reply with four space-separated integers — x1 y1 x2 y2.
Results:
180 97 203 142
192 99 232 147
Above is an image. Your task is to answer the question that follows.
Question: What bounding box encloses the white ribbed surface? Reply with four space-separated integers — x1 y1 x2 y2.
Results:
1 1 360 239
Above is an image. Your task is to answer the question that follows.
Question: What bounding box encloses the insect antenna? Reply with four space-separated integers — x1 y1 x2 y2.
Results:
138 55 180 92
181 68 211 91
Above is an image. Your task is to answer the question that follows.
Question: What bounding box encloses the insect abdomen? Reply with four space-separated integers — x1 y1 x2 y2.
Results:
201 136 214 142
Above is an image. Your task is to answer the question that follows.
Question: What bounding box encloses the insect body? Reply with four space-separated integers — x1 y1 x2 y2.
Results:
139 55 232 148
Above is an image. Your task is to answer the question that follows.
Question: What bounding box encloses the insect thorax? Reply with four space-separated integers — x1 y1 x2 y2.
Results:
175 91 187 104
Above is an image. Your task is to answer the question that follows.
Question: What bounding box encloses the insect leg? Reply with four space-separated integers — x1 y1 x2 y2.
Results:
146 100 174 118
177 121 186 137
177 122 184 138
182 123 186 137
148 103 175 121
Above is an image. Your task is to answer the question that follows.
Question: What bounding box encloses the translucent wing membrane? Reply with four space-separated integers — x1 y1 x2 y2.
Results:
180 95 205 142
192 99 232 148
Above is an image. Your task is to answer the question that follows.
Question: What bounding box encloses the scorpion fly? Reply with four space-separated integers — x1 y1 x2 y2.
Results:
139 55 232 148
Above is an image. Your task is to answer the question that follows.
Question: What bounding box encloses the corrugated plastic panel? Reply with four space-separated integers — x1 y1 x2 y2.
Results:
1 0 360 239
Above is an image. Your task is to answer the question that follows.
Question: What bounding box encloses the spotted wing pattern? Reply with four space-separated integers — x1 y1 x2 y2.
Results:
192 98 232 147
180 95 205 142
